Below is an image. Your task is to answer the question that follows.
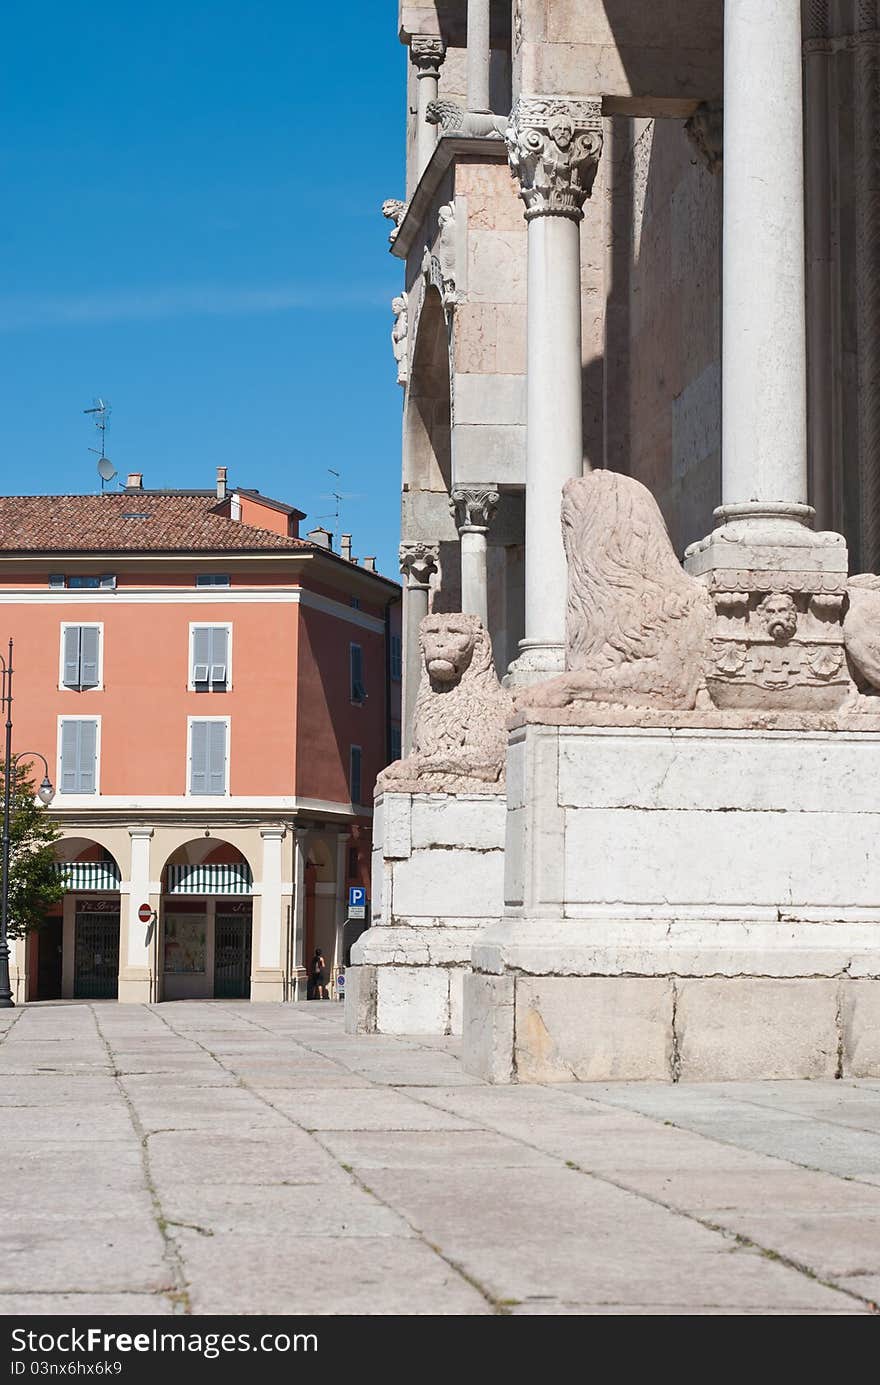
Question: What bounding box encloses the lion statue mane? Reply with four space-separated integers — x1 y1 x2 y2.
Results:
526 470 714 710
378 612 514 793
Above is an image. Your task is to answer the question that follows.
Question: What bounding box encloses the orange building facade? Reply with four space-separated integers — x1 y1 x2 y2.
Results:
0 469 401 1004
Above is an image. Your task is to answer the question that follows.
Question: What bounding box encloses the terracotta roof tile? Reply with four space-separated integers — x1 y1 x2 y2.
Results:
0 494 308 553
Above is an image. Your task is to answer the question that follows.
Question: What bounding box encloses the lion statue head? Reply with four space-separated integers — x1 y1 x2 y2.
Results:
377 613 514 794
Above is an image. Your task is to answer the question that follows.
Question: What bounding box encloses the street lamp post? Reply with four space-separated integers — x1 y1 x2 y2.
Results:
0 640 54 1008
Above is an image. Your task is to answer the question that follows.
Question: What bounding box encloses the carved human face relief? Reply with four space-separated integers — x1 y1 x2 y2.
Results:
757 593 798 644
422 617 475 683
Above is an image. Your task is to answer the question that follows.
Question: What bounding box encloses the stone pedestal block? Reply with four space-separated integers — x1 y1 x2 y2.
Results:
463 722 880 1081
345 792 506 1036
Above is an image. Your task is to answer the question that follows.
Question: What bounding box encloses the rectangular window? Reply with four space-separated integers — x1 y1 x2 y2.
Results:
390 726 402 761
350 643 366 703
65 574 116 590
59 719 98 794
350 596 361 609
349 745 362 805
60 625 101 690
196 574 231 587
390 634 402 682
189 719 228 795
191 625 230 690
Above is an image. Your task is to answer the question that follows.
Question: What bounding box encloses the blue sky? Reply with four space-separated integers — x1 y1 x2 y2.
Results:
0 2 407 579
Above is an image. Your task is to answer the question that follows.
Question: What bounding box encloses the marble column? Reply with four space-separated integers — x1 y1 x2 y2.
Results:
410 37 446 179
720 0 808 526
450 485 499 627
505 97 604 681
467 0 491 113
399 541 439 751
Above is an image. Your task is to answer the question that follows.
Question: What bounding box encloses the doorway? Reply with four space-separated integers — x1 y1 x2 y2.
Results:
73 900 120 999
36 919 63 1000
214 904 252 999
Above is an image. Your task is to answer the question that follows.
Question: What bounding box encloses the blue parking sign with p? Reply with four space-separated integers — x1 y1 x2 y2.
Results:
349 887 366 909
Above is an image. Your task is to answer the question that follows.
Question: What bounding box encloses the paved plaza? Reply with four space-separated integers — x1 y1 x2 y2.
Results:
0 1002 878 1315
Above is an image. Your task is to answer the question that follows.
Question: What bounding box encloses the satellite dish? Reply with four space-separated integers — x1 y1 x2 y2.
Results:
97 456 117 482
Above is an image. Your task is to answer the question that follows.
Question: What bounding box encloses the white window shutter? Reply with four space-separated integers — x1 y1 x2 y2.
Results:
77 720 98 793
210 628 229 687
190 721 209 793
192 628 211 684
62 628 81 688
60 721 79 792
79 627 100 688
208 722 227 793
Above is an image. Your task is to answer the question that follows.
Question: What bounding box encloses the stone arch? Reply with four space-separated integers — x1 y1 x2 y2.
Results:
159 836 254 1002
28 836 124 1003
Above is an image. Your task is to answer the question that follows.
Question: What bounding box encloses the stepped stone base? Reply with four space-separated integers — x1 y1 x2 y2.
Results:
345 791 506 1036
462 721 880 1082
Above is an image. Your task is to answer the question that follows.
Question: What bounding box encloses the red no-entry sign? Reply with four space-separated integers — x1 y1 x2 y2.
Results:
137 903 153 924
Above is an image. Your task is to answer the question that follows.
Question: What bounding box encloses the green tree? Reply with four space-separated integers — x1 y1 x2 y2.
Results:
0 764 63 938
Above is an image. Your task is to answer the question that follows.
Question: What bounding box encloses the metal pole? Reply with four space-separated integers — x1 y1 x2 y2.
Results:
0 640 15 1006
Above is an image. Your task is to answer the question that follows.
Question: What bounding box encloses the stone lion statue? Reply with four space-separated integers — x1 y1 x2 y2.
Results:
525 470 714 710
844 574 880 693
377 613 514 793
425 100 508 140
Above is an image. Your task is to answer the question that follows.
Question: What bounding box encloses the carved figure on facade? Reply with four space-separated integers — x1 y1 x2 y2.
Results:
382 199 407 243
391 293 409 386
426 99 507 140
757 592 798 644
377 613 514 793
421 202 457 310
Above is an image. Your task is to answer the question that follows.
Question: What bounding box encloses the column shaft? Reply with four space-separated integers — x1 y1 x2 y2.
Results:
403 583 430 751
399 543 438 752
467 0 491 113
523 213 584 665
460 529 488 625
722 0 807 509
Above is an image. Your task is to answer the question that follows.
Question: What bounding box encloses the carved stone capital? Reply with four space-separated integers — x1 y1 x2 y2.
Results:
450 485 500 532
505 96 604 221
399 541 439 587
410 35 446 78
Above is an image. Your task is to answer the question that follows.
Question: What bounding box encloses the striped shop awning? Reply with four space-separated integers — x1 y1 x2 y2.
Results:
55 861 121 892
165 863 253 896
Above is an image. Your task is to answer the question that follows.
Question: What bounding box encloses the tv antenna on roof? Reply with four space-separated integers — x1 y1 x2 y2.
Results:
84 398 117 490
317 468 363 534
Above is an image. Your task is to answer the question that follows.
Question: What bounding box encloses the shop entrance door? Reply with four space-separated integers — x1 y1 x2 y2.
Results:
214 905 252 999
37 918 63 1000
74 900 120 999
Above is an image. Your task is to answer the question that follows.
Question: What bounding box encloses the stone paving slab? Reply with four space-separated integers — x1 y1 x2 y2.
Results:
0 1002 877 1315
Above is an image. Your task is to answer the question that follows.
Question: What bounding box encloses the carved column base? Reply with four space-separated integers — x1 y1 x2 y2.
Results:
505 638 566 687
685 510 851 712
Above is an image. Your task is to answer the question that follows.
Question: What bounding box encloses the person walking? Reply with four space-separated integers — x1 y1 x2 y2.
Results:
310 948 328 1000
